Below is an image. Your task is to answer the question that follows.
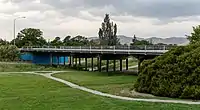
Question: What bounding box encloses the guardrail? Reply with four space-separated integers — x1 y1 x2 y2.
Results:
21 45 175 50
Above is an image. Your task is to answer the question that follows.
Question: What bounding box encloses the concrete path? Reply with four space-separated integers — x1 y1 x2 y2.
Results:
1 71 200 105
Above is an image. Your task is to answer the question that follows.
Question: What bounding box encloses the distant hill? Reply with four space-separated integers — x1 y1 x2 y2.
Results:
88 35 189 45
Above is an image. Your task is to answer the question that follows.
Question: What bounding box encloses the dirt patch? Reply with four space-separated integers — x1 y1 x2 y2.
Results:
120 88 155 98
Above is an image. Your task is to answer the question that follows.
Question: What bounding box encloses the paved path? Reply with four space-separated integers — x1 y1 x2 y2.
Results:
1 71 200 105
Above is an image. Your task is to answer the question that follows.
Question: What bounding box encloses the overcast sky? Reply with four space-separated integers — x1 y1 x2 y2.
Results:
1 0 200 40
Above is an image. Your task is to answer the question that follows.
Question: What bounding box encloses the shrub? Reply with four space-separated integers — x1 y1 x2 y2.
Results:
134 42 200 100
0 45 19 61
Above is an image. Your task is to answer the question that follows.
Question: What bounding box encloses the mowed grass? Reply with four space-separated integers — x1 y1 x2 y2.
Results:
53 71 137 94
0 73 200 110
0 63 69 72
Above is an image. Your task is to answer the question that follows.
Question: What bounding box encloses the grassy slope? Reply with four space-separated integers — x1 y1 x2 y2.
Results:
53 71 195 100
0 63 70 72
0 73 199 110
53 71 137 94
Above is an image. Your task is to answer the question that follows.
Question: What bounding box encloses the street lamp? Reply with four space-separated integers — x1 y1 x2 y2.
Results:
13 16 26 45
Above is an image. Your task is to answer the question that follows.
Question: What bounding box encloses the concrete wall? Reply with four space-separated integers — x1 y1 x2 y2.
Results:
20 53 33 61
20 52 68 65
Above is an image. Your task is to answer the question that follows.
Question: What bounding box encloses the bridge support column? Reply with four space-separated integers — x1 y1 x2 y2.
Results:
50 53 53 66
69 56 72 67
113 60 116 72
91 57 94 71
120 59 123 71
85 58 88 71
126 58 129 70
75 57 78 67
79 58 81 66
64 56 66 66
98 57 102 72
57 56 59 66
106 60 109 72
71 56 74 67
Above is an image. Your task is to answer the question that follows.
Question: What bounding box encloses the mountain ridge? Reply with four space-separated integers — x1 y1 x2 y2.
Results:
88 35 189 45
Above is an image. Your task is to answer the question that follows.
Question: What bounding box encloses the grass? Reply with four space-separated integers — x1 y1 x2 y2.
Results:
0 73 199 110
0 63 70 72
53 71 197 101
52 71 139 96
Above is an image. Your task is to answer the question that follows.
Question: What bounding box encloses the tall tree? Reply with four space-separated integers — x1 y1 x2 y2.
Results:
98 14 120 46
12 28 47 47
187 25 200 44
51 37 63 46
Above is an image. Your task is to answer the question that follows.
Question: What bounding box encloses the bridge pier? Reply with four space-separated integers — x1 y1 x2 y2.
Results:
91 57 94 71
113 60 116 72
98 57 102 72
75 57 78 67
69 55 72 66
126 58 129 70
106 60 109 72
79 58 81 66
85 58 88 71
120 59 123 71
70 56 74 67
50 53 53 66
64 56 66 66
57 56 59 66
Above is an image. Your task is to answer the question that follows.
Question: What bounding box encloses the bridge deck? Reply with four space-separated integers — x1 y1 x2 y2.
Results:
20 45 171 55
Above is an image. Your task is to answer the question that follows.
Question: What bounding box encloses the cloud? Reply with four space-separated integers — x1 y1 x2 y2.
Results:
0 0 199 41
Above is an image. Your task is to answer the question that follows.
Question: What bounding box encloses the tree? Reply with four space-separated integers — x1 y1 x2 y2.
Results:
70 35 89 46
0 45 19 61
0 39 9 45
187 25 200 44
89 39 100 46
51 37 63 46
131 35 152 45
134 42 200 100
98 14 120 46
63 36 71 46
132 35 137 43
12 28 47 47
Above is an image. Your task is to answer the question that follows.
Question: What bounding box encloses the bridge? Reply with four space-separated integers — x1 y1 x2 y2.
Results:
20 45 172 72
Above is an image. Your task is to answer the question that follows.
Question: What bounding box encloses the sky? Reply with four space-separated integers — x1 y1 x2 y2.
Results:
0 0 200 41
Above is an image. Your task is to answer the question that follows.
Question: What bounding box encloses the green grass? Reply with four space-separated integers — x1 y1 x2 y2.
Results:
0 63 69 72
0 73 199 110
53 71 194 101
53 71 139 95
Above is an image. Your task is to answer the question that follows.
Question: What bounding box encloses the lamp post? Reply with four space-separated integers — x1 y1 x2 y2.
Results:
13 16 26 45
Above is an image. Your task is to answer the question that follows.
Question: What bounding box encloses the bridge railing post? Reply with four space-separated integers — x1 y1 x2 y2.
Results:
163 45 166 50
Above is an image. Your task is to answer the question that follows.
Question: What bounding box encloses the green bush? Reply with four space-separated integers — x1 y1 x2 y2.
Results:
134 42 200 100
0 45 19 61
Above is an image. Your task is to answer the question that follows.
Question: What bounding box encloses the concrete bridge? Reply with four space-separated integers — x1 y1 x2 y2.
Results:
20 45 172 72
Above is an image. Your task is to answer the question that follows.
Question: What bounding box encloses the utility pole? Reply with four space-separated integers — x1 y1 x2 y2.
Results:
13 16 26 45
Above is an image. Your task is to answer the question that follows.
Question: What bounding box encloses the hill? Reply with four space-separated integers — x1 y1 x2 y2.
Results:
88 36 189 45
